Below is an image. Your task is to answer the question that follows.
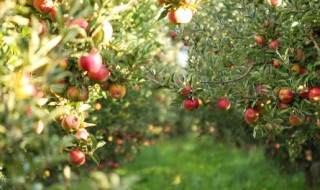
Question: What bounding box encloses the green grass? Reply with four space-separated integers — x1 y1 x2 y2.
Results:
119 136 307 190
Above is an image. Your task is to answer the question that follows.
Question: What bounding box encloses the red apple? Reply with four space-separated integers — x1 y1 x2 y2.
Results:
170 31 177 38
244 108 259 124
278 88 294 103
168 7 193 24
289 114 305 126
67 85 88 101
257 86 267 94
254 34 266 45
78 85 89 101
69 18 89 32
181 84 193 98
75 128 89 140
37 20 47 35
68 150 86 166
109 84 126 99
50 6 57 20
217 98 231 110
33 0 54 12
184 98 199 110
61 115 80 132
269 40 281 50
267 0 282 6
273 60 280 68
299 67 310 75
88 65 111 82
295 49 304 61
297 85 309 98
157 0 165 4
309 87 320 102
184 40 190 46
79 52 103 73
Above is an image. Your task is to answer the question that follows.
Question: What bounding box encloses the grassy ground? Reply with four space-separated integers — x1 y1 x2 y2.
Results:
118 135 307 190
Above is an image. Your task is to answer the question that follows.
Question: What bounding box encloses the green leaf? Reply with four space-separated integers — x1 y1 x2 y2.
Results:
90 153 100 166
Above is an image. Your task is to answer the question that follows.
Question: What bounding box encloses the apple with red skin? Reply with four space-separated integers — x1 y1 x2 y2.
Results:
67 85 88 101
157 0 165 4
79 52 103 73
254 34 266 45
168 7 193 24
170 31 177 39
273 60 280 68
217 98 231 110
37 20 47 35
269 40 281 50
295 49 304 61
257 86 267 94
244 108 259 124
109 84 126 99
75 128 89 140
69 18 89 32
299 67 310 75
289 114 305 126
68 150 86 166
61 115 80 132
184 98 199 110
50 6 57 20
278 88 294 103
88 65 111 82
267 0 282 6
33 0 54 12
308 87 320 102
297 85 309 98
181 84 193 98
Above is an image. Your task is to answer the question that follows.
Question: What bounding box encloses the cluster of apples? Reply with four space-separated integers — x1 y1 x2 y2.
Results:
158 0 197 24
181 84 200 110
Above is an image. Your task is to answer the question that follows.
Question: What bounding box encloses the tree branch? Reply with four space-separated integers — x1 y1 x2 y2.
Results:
309 32 320 52
201 63 255 84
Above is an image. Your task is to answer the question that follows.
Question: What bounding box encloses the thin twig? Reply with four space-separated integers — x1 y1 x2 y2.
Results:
201 63 255 84
309 32 320 51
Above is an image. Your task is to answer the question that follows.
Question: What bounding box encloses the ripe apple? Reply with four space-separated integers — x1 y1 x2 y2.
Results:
299 67 310 75
254 34 266 45
278 88 294 103
181 84 193 98
295 49 304 61
257 86 267 94
169 31 177 38
289 114 305 126
157 0 165 4
308 87 320 102
217 98 231 110
269 40 281 50
273 60 280 68
69 18 89 32
297 85 309 98
184 40 190 46
109 84 126 99
267 0 282 6
33 0 54 12
88 65 111 82
50 6 57 20
184 98 199 110
67 85 88 101
61 115 80 132
75 128 89 140
290 63 301 74
68 150 86 166
168 7 193 24
79 52 103 73
94 102 102 110
244 108 259 124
